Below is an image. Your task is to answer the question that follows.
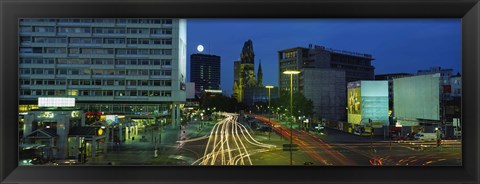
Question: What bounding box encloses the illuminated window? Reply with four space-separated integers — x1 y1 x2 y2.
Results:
67 89 78 96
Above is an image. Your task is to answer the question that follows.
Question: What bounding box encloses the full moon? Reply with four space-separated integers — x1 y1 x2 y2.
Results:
197 45 204 52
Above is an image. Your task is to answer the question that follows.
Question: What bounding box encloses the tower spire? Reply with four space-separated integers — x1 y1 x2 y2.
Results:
257 60 263 87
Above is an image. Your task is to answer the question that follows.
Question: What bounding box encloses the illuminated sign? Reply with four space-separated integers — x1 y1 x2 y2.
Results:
71 111 80 118
106 115 118 124
204 89 222 94
39 112 54 118
97 128 104 136
38 97 75 107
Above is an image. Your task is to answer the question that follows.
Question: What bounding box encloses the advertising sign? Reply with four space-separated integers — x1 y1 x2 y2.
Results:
347 85 361 115
106 115 118 124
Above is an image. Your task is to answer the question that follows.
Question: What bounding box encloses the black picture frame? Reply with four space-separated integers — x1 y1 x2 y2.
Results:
1 0 479 184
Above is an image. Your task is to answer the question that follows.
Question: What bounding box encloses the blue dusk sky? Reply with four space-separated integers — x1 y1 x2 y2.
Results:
186 19 461 96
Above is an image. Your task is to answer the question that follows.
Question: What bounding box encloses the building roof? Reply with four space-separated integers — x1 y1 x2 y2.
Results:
25 128 58 138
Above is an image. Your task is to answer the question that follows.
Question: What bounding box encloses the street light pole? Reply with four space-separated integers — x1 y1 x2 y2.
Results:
283 70 300 165
266 85 274 141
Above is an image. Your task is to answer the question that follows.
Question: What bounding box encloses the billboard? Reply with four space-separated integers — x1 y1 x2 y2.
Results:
393 74 440 126
348 81 389 126
347 82 361 114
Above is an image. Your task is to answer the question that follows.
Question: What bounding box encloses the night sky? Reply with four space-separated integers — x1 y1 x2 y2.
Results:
186 19 461 96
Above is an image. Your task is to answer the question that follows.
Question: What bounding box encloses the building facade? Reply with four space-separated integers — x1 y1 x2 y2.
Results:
278 44 375 96
375 73 414 113
190 53 221 96
19 18 187 126
417 66 453 85
300 68 346 121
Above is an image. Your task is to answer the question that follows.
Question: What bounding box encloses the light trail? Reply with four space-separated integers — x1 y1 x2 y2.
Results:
193 113 276 165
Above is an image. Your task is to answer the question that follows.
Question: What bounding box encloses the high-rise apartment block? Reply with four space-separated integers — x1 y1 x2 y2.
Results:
190 53 221 96
19 18 187 125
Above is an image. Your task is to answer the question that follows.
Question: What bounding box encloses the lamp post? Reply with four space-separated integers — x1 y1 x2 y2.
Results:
283 70 300 165
265 85 274 140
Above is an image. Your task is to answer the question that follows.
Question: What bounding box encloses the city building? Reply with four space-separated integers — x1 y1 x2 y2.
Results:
190 53 221 96
375 73 414 115
393 74 441 134
347 80 389 135
278 44 375 96
21 97 139 160
232 40 264 104
300 68 346 121
450 73 462 97
19 18 187 127
417 66 453 85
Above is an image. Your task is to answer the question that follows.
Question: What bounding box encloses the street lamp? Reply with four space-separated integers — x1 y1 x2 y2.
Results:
283 70 300 165
265 85 274 140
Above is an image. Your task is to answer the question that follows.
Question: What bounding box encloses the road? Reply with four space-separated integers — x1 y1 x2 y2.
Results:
255 115 462 166
192 113 276 165
83 113 461 166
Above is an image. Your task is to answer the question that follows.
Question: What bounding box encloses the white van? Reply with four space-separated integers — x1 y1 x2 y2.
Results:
414 133 437 141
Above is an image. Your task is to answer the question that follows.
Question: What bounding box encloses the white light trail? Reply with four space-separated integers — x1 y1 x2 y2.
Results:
193 113 276 165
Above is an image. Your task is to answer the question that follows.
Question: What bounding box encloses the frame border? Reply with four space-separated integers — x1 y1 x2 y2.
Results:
1 0 479 184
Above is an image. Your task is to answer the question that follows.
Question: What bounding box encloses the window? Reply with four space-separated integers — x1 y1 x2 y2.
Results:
34 26 55 33
129 91 137 96
139 39 150 45
67 89 78 96
116 60 126 65
127 80 137 86
56 80 66 85
20 26 32 32
128 70 138 75
69 48 80 54
71 80 79 85
57 69 67 75
104 91 113 96
140 70 149 76
127 38 138 44
20 37 32 43
116 49 126 55
129 60 138 65
105 80 114 85
151 70 161 75
140 60 149 65
20 47 33 53
45 69 54 75
21 89 31 96
32 69 44 75
162 59 171 65
70 69 80 75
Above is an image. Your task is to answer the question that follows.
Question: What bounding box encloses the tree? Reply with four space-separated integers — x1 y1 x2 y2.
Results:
271 92 314 118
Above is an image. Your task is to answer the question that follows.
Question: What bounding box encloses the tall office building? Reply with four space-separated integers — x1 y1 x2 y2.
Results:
19 18 187 126
278 44 375 95
190 53 221 96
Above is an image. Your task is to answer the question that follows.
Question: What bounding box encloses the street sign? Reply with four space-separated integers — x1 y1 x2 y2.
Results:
283 144 299 151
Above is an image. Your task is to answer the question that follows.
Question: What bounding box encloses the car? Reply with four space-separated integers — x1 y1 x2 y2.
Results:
304 161 314 165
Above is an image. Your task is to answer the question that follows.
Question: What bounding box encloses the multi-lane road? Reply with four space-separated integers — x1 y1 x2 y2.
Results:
85 113 461 166
192 113 275 165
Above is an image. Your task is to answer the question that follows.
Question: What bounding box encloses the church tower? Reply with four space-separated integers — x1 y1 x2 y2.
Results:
257 61 263 87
